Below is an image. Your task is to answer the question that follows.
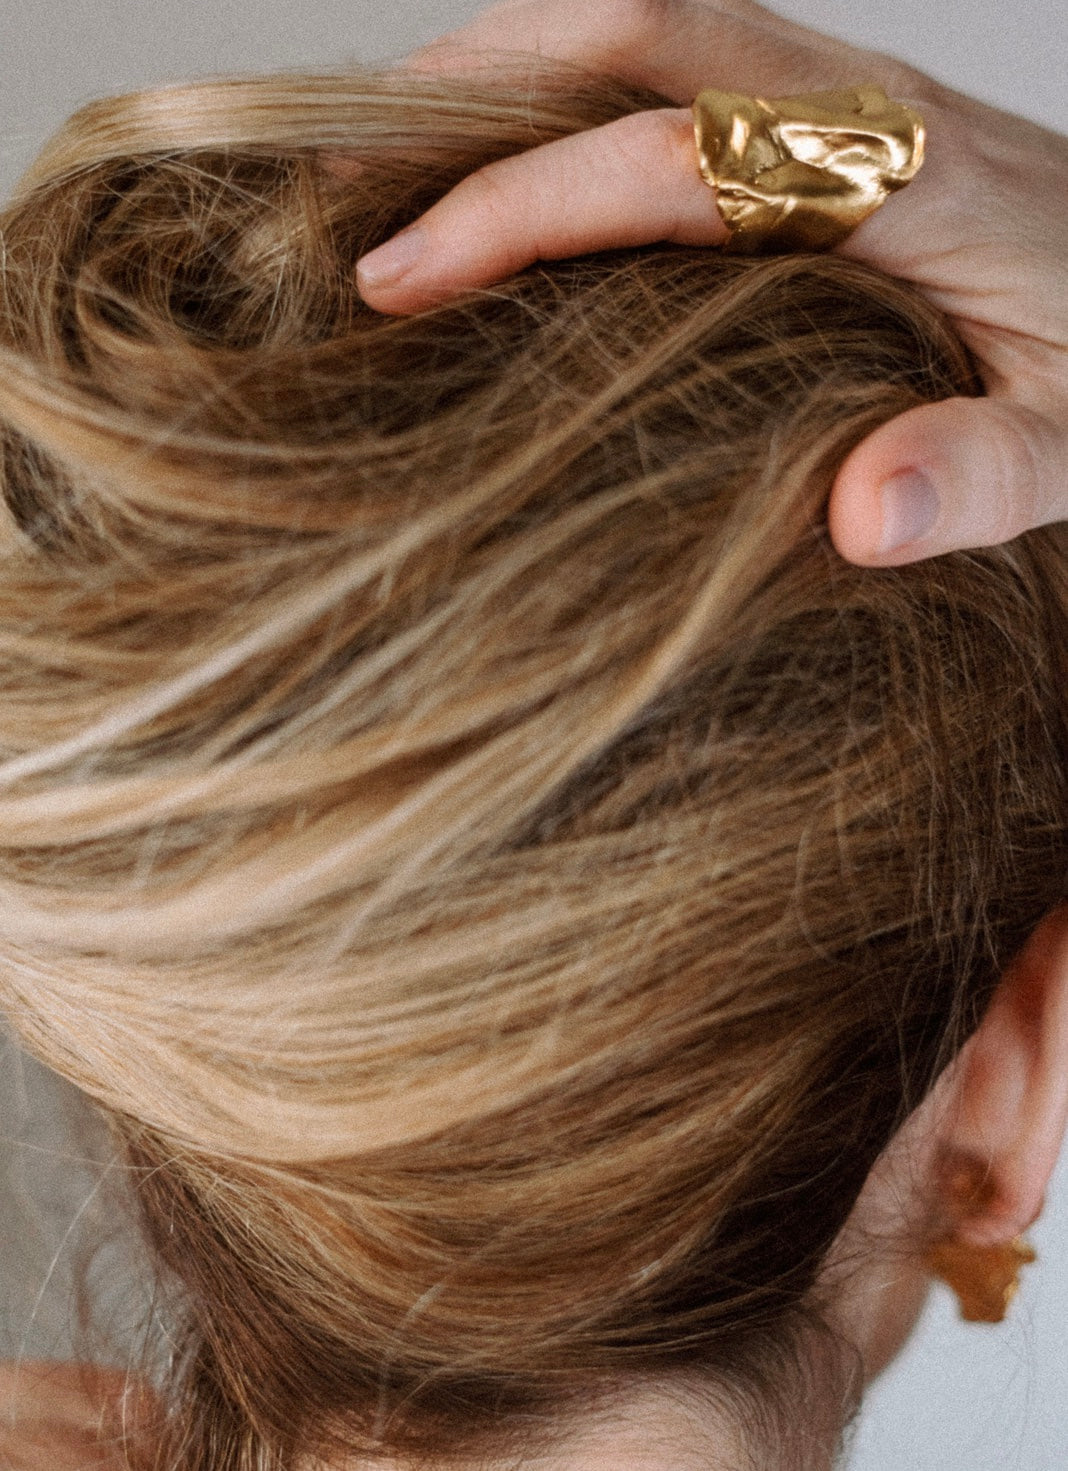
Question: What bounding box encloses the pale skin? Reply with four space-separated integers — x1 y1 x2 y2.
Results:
8 906 1068 1469
352 0 1068 568
0 1362 152 1471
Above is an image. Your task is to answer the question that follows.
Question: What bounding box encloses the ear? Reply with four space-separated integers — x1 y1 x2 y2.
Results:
938 905 1068 1245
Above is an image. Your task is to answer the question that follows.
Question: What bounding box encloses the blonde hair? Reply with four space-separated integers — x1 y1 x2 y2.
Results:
0 63 1066 1471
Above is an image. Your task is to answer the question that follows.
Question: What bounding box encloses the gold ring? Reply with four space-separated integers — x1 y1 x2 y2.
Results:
692 84 925 253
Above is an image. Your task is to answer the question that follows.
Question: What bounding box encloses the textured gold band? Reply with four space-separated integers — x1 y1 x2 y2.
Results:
692 84 925 253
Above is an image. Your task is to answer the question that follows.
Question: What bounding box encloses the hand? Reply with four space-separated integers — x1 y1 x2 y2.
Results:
353 0 1068 567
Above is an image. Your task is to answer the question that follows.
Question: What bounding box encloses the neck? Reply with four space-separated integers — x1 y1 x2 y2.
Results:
310 1368 854 1471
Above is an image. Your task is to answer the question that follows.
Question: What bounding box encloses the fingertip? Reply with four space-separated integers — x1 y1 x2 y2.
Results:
355 278 419 316
355 227 431 313
827 457 887 566
829 403 969 567
356 222 504 315
356 275 462 317
830 459 942 567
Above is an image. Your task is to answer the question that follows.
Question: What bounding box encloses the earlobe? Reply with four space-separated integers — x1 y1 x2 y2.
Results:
938 904 1068 1247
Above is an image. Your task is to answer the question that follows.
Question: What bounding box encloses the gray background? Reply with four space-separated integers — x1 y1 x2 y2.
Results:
1 1 1066 1466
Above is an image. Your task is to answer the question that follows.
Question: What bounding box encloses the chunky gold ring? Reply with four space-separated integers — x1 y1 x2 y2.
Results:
692 84 925 253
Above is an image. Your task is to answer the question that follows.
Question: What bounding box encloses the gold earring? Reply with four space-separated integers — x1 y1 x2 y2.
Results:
926 1154 1037 1323
926 1236 1037 1323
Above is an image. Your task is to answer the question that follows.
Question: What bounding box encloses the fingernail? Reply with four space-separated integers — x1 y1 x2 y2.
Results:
878 469 939 553
356 227 426 290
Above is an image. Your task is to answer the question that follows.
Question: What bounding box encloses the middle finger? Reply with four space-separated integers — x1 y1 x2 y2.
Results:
406 0 915 106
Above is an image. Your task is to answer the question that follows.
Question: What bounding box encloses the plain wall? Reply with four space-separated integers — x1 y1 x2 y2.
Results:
1 2 1066 1467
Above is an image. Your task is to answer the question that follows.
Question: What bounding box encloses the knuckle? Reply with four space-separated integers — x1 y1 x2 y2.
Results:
865 53 939 105
453 153 558 262
605 110 688 194
455 158 522 234
592 0 676 58
982 406 1049 542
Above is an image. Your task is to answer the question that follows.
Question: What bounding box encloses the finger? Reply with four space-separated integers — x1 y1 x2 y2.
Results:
404 0 901 105
356 108 726 312
828 396 1068 565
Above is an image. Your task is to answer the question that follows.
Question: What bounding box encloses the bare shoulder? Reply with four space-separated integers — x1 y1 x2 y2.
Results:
0 1361 152 1471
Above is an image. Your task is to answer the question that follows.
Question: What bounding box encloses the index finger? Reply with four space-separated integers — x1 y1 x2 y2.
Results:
355 107 728 312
